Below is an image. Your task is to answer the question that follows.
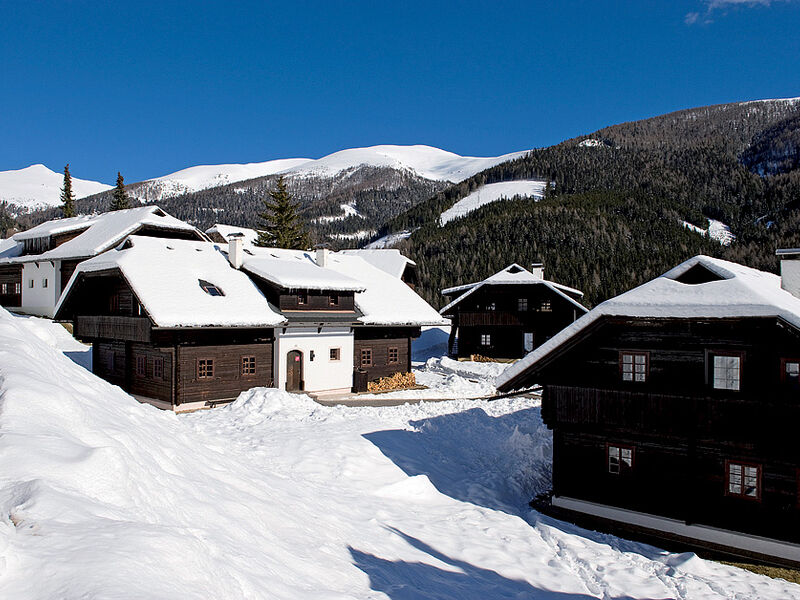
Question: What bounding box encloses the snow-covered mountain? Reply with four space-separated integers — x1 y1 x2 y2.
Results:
0 164 112 213
129 145 528 203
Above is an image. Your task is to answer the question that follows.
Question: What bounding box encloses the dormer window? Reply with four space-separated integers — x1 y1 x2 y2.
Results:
507 265 524 274
199 279 225 296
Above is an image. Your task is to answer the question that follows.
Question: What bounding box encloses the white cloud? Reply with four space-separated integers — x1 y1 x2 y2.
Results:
685 0 793 24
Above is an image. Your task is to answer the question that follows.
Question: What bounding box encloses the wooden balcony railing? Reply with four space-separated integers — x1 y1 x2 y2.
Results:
75 315 151 342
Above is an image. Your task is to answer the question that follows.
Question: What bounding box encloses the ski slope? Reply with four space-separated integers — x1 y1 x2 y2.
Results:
0 310 795 599
439 180 548 226
0 164 112 212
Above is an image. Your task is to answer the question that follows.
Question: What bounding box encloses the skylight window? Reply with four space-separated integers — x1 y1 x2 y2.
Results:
199 279 225 296
672 264 726 285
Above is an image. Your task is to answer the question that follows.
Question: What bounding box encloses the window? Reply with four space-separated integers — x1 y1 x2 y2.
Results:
486 302 496 311
0 283 7 294
42 278 48 288
199 279 224 296
361 348 373 367
14 283 20 294
608 444 634 475
297 291 308 305
540 300 552 312
480 333 491 346
726 461 760 500
109 293 120 314
135 355 146 378
330 348 340 361
329 293 339 307
517 298 528 311
28 279 34 288
153 357 164 380
781 359 800 387
388 347 399 364
620 352 648 383
712 354 741 391
241 355 256 375
198 358 214 379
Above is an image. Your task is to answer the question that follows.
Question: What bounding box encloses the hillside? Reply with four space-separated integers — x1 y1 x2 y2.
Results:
1 310 796 599
0 164 111 214
383 98 800 307
12 145 526 244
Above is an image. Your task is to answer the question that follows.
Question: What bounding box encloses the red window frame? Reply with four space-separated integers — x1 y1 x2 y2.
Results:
360 348 373 367
725 460 761 501
241 355 256 376
197 358 214 379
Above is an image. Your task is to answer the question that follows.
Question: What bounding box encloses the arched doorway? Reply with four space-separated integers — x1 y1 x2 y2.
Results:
286 350 304 391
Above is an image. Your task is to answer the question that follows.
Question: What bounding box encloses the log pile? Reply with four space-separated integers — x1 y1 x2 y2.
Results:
367 372 416 393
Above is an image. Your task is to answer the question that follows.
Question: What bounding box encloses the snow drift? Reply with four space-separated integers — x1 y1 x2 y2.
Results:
0 310 795 599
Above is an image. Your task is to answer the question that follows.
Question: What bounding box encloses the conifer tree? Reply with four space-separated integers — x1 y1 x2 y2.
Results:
255 176 311 249
110 172 130 211
61 164 76 217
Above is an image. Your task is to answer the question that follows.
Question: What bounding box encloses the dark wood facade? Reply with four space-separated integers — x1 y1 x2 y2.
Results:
501 315 800 566
0 264 22 307
353 327 418 383
61 270 275 409
443 284 585 359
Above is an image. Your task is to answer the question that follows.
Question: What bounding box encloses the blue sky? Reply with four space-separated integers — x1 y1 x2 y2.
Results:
1 0 799 183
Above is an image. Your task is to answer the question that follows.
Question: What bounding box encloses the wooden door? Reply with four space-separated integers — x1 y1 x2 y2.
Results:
286 350 303 391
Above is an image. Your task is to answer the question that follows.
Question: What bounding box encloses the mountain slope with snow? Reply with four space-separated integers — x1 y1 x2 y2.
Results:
0 164 112 213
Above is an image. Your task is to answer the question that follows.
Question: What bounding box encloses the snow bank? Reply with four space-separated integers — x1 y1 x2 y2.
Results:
680 219 736 246
439 180 547 226
0 310 795 599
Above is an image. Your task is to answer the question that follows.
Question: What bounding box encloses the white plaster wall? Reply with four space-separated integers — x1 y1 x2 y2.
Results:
21 261 60 317
274 327 354 392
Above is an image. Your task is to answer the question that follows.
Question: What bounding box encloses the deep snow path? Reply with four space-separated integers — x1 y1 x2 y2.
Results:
0 311 797 599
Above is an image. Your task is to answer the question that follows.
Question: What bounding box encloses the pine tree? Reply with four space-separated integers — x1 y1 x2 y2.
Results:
110 172 130 211
255 176 310 249
61 164 76 217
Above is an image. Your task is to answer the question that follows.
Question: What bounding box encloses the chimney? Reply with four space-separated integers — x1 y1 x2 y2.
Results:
315 245 330 268
228 233 244 269
777 248 800 297
530 262 544 280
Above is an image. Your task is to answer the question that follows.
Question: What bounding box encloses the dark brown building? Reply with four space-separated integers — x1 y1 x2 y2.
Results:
441 263 587 360
497 255 800 567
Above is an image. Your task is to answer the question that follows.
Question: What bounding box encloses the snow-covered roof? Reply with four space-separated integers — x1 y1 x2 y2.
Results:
57 236 285 328
4 207 205 263
440 263 586 315
497 255 800 389
242 249 366 292
0 237 22 260
206 223 260 245
237 247 445 326
338 248 416 279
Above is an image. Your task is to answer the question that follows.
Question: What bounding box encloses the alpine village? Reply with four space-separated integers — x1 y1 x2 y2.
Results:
4 6 800 594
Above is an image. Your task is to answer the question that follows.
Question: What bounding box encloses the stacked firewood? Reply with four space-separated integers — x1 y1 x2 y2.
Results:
367 372 416 392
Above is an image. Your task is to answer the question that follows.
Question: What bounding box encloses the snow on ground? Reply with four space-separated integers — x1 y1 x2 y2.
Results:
0 311 797 599
681 219 736 246
0 164 112 213
315 202 365 223
439 180 548 226
365 229 416 249
328 230 377 241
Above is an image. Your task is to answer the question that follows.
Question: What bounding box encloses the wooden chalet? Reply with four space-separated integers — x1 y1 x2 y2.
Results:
56 235 446 410
440 263 587 359
0 207 207 318
496 255 800 567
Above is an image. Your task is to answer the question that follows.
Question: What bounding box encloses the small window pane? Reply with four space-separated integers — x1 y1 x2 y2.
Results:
713 355 741 390
330 348 340 361
517 298 528 311
388 347 399 364
241 356 256 375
